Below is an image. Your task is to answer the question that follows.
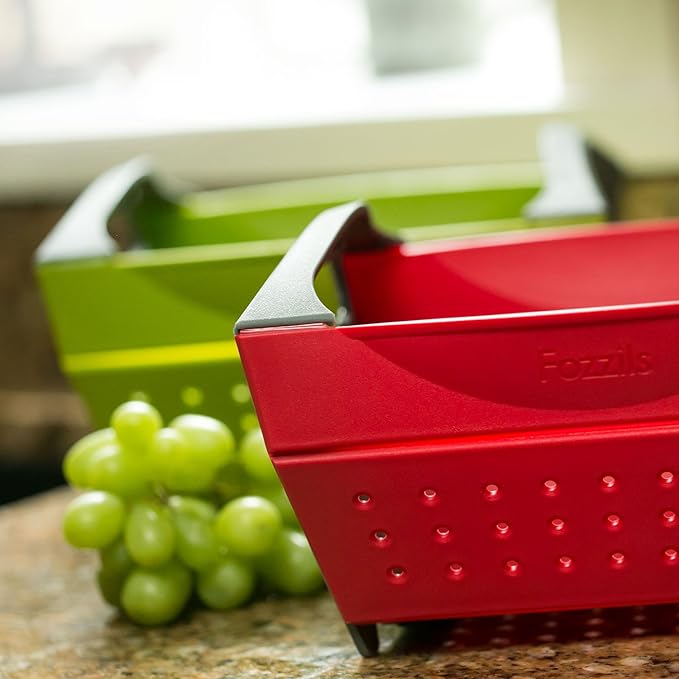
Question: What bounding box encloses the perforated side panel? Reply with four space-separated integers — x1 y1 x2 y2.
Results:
276 423 679 625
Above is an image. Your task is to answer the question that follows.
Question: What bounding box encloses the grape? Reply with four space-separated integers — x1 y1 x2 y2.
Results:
213 462 251 503
257 484 300 529
168 496 222 571
100 538 135 576
121 561 191 626
258 530 324 595
170 414 235 469
239 429 278 485
167 495 216 522
63 491 124 549
214 496 282 557
149 428 215 493
111 400 162 452
197 557 255 610
87 442 150 498
124 502 175 567
97 540 136 607
97 568 127 607
62 428 116 488
173 512 220 571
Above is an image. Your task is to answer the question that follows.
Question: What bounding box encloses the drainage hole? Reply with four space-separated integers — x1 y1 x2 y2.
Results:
435 526 452 543
504 559 521 576
661 471 675 487
447 562 464 579
181 386 204 408
550 517 566 534
601 474 617 490
371 530 391 547
354 493 372 509
422 488 438 501
495 521 510 536
610 551 626 568
484 483 500 500
558 555 573 571
606 514 621 529
388 566 407 583
543 479 558 495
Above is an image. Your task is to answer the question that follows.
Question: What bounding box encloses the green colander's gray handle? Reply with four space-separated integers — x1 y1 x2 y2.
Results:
524 123 621 222
235 202 398 331
36 157 170 263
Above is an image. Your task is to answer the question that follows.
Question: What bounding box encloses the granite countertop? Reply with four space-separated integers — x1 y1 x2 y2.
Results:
4 490 679 678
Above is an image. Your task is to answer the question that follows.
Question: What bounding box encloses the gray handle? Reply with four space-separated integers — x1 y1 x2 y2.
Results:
524 123 620 221
235 202 398 331
36 157 170 264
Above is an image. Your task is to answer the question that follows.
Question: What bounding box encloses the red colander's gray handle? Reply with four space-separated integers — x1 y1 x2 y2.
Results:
235 202 398 332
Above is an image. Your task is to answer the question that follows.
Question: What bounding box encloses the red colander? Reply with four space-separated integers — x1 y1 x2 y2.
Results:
235 203 679 655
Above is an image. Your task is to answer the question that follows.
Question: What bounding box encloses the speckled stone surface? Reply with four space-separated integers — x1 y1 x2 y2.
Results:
5 489 679 678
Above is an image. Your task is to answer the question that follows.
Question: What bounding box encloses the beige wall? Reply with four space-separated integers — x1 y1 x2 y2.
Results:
557 0 679 89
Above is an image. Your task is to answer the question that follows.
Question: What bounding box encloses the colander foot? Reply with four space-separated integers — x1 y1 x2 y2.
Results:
346 623 379 657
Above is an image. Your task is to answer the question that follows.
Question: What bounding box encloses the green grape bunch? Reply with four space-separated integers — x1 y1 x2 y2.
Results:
62 400 323 626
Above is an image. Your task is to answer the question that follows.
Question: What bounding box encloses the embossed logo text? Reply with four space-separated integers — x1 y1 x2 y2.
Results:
539 345 652 383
